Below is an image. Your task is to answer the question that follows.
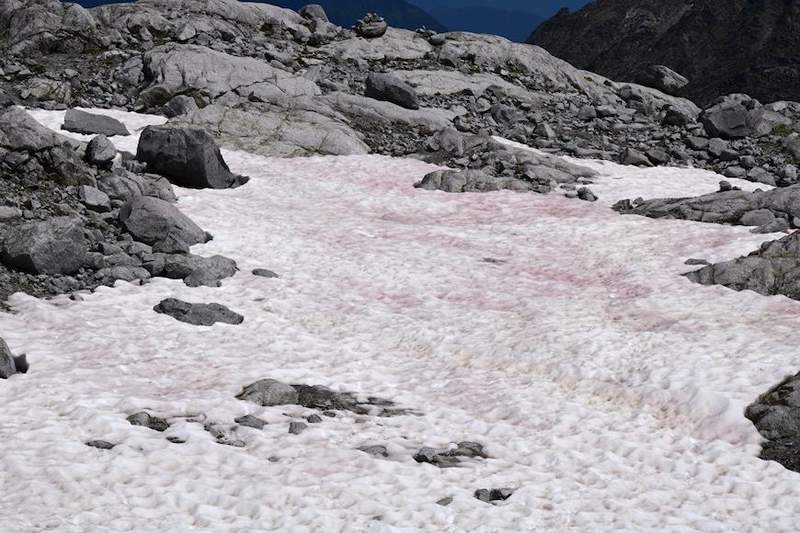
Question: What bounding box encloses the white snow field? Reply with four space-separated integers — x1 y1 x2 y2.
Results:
1 109 800 532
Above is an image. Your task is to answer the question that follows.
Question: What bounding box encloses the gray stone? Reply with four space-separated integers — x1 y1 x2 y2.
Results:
183 255 237 287
645 149 669 165
288 421 308 435
253 268 279 278
136 126 248 189
740 209 776 227
153 298 244 326
119 196 206 248
236 379 299 406
364 73 419 110
474 488 514 503
701 101 751 139
358 445 388 457
577 187 597 202
235 415 268 429
162 95 198 119
85 440 115 450
640 65 689 96
127 412 170 432
84 135 116 167
62 109 129 137
78 185 111 212
299 4 328 22
621 148 652 167
1 217 86 275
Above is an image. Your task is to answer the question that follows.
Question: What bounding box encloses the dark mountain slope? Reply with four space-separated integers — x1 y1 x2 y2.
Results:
528 0 800 106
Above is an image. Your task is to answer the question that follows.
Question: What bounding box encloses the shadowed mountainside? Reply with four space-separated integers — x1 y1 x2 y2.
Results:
529 0 800 106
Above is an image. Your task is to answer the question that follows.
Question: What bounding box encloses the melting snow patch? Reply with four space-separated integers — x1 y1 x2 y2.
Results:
0 111 799 531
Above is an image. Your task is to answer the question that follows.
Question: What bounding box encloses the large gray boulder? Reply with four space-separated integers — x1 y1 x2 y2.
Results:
119 196 206 248
0 217 87 275
62 109 129 137
136 126 248 189
700 95 760 139
153 298 244 326
364 73 420 110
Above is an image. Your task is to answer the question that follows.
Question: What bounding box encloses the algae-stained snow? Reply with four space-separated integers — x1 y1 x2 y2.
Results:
1 111 799 532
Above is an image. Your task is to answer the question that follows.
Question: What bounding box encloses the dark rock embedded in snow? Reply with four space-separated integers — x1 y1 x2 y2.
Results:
236 379 411 416
86 440 115 450
127 412 170 432
62 109 129 137
119 196 207 248
413 441 488 468
236 379 300 407
436 497 453 506
474 488 514 503
745 372 800 472
235 415 268 430
0 217 87 275
136 126 248 189
306 414 323 424
144 253 237 288
288 421 307 435
358 445 389 457
252 268 279 278
153 298 244 326
205 423 245 447
364 73 419 110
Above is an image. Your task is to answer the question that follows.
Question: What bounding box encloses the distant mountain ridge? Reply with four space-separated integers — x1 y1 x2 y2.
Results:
528 0 800 106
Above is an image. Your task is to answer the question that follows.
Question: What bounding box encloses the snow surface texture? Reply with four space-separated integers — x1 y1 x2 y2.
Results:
1 110 799 532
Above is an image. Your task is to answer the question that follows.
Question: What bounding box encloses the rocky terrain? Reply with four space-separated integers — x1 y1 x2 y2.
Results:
529 0 800 106
4 0 800 529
